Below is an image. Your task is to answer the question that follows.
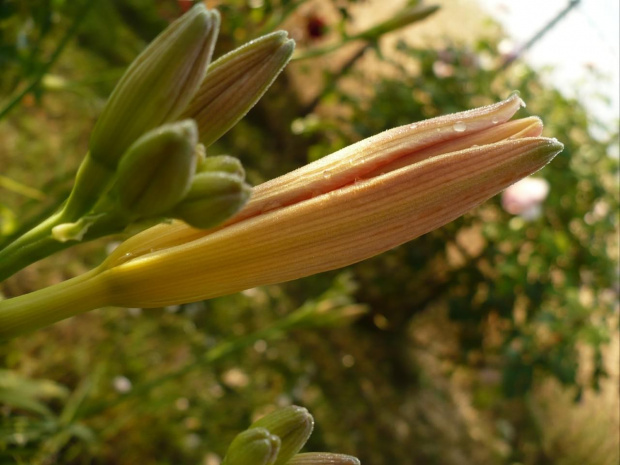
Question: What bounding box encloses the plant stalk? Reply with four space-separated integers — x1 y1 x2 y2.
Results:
0 267 107 339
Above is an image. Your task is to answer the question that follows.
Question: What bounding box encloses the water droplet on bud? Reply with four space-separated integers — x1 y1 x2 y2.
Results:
453 121 467 132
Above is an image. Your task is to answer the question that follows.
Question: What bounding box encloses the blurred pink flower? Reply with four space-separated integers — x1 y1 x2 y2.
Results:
501 177 550 219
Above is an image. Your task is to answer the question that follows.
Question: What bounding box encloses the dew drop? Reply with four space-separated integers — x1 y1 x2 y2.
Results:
117 252 134 265
491 116 500 124
409 123 418 130
322 169 332 180
453 121 467 132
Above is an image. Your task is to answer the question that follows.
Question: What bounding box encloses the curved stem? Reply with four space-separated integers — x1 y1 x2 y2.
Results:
0 267 108 339
0 205 128 283
0 211 67 282
0 153 120 282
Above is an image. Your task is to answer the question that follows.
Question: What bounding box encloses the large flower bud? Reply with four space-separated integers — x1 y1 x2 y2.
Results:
89 4 219 168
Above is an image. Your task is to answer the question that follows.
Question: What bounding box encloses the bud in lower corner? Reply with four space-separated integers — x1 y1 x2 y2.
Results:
249 406 314 465
89 4 219 168
113 120 198 219
222 428 281 465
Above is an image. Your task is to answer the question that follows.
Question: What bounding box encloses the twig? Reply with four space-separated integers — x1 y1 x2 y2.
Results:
0 0 96 121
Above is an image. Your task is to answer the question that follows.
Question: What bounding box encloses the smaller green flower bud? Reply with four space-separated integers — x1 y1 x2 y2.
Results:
250 406 314 465
183 31 295 147
197 154 246 178
113 120 198 219
89 4 219 167
172 172 251 229
287 453 361 465
223 428 280 465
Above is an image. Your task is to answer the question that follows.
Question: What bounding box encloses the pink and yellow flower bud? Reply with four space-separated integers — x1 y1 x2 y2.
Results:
96 94 561 308
0 95 563 337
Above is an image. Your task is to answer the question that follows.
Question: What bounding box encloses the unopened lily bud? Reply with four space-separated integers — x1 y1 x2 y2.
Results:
287 453 361 465
89 4 219 167
183 31 295 147
172 172 251 229
223 428 281 465
113 120 198 218
250 406 314 465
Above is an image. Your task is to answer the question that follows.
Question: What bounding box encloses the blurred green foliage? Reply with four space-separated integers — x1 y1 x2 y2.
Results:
0 1 618 464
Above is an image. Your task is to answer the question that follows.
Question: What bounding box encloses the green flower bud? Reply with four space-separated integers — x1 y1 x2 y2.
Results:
287 453 361 465
197 154 245 178
172 172 251 229
183 31 295 147
89 4 219 168
113 120 198 218
223 428 280 465
250 406 314 465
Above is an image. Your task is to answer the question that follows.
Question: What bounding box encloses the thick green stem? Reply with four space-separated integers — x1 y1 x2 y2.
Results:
0 205 128 283
0 211 67 282
62 152 116 220
0 153 120 281
0 267 108 339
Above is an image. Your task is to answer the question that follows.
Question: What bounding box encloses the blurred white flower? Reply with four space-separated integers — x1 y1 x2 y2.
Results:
112 375 132 393
501 177 550 220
